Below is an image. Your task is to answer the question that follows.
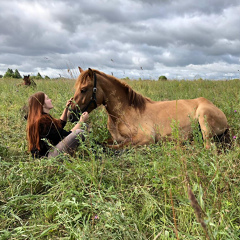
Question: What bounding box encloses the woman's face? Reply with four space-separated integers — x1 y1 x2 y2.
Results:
43 94 53 112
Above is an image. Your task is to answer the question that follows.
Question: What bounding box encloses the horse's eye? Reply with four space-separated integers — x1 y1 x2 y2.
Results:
81 89 87 93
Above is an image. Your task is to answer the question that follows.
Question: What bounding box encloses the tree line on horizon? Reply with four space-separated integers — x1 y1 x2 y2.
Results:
0 68 169 81
0 68 50 79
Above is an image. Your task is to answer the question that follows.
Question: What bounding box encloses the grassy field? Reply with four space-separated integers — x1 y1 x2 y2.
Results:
0 77 239 240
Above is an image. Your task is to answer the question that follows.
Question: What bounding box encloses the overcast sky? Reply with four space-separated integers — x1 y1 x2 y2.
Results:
1 0 240 80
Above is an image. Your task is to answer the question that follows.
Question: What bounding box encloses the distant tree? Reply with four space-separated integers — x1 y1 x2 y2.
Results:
3 68 14 78
37 72 43 79
0 74 3 78
14 69 22 79
44 75 50 79
33 72 44 80
158 75 167 81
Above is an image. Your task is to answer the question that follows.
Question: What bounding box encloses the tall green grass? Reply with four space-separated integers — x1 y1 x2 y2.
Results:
0 78 239 239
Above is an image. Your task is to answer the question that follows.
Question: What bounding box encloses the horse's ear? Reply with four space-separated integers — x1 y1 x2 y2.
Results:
88 68 93 79
78 66 83 73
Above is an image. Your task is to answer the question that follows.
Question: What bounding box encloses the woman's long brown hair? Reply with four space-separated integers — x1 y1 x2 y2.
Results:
26 91 45 151
27 92 63 152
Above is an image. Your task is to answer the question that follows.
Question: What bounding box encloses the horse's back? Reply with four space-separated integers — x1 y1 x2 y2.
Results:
150 97 202 118
146 97 228 141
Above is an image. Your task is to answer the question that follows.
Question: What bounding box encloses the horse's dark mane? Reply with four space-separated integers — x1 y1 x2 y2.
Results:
75 69 152 112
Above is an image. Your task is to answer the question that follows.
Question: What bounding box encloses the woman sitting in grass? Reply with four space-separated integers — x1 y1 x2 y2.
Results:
26 91 89 158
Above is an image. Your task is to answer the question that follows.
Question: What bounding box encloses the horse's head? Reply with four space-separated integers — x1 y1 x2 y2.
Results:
69 67 103 122
23 75 31 85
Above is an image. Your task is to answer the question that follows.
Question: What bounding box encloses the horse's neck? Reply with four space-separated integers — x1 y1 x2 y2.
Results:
102 80 129 118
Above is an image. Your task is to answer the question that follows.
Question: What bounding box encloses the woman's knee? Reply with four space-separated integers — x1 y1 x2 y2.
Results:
73 129 85 141
71 129 80 135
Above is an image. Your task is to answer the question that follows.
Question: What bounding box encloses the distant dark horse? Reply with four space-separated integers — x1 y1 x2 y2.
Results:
19 75 37 120
18 75 36 87
69 67 230 149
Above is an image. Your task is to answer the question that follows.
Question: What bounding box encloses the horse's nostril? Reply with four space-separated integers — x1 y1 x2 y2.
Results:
68 112 80 123
69 114 74 122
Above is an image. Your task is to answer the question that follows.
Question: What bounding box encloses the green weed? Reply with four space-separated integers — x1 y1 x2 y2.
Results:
0 78 239 239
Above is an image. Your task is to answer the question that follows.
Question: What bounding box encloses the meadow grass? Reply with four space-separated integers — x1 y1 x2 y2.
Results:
0 77 239 240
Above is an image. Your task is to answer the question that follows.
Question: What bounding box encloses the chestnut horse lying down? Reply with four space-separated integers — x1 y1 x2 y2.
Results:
69 67 230 149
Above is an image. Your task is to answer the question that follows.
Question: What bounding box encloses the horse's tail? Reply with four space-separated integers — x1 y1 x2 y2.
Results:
215 127 232 150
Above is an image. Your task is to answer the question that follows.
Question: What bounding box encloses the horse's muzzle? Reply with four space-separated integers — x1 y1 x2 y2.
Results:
68 110 81 123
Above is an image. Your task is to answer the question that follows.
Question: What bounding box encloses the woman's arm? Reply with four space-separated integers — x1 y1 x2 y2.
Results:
60 97 73 122
60 108 68 122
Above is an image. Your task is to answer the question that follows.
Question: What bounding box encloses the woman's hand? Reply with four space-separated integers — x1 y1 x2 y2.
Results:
80 112 89 122
66 97 73 109
70 111 89 132
60 97 73 122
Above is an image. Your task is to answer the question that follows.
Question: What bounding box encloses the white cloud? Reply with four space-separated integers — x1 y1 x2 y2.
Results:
0 0 240 80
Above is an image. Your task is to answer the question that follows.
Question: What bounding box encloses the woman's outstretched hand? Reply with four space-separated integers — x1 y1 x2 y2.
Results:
70 111 89 132
80 112 89 123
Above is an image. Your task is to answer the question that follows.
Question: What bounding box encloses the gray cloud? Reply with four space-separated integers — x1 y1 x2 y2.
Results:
0 0 240 80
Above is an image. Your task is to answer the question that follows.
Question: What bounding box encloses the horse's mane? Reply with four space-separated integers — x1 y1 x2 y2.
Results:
74 70 90 89
75 69 152 112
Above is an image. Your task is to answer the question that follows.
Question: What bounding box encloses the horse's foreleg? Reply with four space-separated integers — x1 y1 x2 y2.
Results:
105 138 115 144
105 138 134 149
105 134 154 149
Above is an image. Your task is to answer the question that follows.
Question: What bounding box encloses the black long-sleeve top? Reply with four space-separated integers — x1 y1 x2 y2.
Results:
31 113 71 158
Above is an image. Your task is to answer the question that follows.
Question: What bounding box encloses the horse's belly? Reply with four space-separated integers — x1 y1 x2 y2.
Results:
154 115 194 141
